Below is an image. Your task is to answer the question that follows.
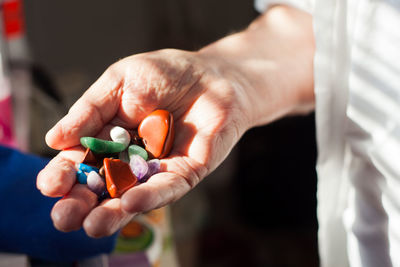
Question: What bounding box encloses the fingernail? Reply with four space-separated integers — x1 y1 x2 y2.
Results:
45 127 56 145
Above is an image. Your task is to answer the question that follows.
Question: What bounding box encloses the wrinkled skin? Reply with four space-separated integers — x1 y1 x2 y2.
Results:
37 49 252 237
37 6 314 238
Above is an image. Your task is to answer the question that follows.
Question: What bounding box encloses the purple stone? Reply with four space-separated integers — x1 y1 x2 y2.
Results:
141 159 161 182
129 154 148 181
87 171 106 195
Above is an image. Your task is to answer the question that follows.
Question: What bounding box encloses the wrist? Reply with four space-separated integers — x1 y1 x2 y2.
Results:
197 46 255 131
198 5 315 128
198 37 299 130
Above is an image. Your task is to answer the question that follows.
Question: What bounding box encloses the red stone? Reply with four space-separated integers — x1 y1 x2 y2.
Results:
82 148 97 165
103 158 138 198
82 147 119 168
138 109 174 159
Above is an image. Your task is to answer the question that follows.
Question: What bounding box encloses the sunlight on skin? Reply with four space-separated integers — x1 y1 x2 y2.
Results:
38 51 235 236
51 184 98 232
37 5 315 237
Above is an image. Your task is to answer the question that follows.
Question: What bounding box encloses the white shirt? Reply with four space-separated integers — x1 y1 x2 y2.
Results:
255 0 400 266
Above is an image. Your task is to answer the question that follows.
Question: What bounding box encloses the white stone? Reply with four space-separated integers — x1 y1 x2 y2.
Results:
87 171 105 195
110 126 130 147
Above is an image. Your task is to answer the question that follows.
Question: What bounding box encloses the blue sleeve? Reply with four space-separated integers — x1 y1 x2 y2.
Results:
0 145 117 262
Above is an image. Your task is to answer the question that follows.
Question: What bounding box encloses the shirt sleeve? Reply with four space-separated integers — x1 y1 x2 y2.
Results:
0 145 117 262
254 0 314 14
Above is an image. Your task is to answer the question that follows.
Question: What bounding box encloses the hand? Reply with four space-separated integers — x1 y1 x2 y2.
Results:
37 49 251 237
37 5 314 238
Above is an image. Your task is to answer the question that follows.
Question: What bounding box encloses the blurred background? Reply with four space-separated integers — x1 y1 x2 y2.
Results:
9 0 319 266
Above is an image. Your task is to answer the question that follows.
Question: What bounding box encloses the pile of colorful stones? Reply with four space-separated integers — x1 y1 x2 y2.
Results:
75 109 174 201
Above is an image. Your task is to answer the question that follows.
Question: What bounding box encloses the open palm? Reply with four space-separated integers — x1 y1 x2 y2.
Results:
37 49 250 237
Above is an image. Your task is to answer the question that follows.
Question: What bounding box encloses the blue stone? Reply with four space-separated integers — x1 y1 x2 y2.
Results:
78 163 99 173
76 170 88 184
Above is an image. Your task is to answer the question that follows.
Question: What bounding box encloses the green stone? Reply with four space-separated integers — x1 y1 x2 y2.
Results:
80 137 127 154
128 145 148 161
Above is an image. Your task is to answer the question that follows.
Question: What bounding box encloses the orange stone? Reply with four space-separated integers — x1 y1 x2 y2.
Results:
103 158 138 198
138 109 174 159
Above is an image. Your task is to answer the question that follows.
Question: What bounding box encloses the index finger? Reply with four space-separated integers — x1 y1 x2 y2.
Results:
46 67 123 150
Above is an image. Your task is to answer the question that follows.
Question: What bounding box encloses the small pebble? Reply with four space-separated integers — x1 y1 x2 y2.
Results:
138 109 174 158
87 171 106 195
128 144 148 161
82 148 97 164
110 126 131 147
99 166 105 177
78 163 99 173
76 170 88 184
142 159 161 182
74 111 173 201
104 158 138 198
80 137 126 154
129 155 149 181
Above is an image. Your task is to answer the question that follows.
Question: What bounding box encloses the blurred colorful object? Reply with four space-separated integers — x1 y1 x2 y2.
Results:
0 91 16 148
0 0 32 150
109 207 178 267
